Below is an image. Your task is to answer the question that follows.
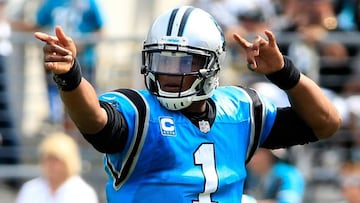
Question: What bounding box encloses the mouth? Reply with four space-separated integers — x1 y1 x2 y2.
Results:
162 84 181 92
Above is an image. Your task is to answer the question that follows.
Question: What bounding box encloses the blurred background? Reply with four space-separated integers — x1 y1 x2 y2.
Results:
1 0 360 202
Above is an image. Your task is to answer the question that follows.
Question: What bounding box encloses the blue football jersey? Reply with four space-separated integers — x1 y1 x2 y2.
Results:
98 86 277 203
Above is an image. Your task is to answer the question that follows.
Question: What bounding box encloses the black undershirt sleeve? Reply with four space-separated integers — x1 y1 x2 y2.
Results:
82 101 129 154
260 107 319 149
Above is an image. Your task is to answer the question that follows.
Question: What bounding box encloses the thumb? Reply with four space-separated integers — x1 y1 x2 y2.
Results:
55 26 70 46
55 26 77 58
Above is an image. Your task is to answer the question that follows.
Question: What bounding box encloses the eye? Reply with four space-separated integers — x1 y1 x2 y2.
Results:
191 56 206 71
180 58 192 72
157 57 174 72
160 58 170 66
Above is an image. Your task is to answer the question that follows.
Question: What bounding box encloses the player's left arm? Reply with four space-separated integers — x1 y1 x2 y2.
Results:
260 107 318 149
285 74 341 139
233 30 342 140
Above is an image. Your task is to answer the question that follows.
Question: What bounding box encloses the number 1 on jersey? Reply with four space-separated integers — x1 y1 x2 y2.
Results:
193 143 218 203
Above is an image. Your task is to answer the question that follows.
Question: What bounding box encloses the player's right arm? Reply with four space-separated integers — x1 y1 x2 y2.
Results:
34 26 107 135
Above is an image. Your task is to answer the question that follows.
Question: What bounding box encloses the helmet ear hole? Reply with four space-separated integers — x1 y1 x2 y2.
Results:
141 66 147 74
144 74 158 94
149 80 157 93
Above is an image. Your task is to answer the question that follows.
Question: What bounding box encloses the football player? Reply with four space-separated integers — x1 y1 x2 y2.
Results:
34 5 341 203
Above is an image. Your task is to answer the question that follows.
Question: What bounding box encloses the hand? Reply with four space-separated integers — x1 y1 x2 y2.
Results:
233 30 284 74
34 26 77 74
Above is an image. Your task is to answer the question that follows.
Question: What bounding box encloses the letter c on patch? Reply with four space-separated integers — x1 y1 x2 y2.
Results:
159 117 176 136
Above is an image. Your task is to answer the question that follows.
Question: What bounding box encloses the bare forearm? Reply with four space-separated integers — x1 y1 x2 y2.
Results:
287 74 342 139
60 78 107 134
33 27 108 134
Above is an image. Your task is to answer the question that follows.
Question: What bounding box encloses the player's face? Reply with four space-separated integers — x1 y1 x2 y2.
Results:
157 74 195 92
156 54 206 92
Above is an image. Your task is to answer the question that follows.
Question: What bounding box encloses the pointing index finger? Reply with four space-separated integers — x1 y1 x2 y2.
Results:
232 33 251 49
34 32 58 44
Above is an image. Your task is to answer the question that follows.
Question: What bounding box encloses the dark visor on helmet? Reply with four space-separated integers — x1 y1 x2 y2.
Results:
148 52 199 74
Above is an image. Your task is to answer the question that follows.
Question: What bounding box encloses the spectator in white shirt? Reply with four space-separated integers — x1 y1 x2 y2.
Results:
15 132 98 203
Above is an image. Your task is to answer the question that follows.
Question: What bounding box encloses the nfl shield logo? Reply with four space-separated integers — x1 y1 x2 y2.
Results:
199 120 210 133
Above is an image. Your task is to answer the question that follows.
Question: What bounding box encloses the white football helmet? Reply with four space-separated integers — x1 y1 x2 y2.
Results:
141 6 226 110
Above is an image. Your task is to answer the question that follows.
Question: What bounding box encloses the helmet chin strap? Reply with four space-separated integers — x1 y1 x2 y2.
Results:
155 76 204 110
156 76 203 98
158 96 193 111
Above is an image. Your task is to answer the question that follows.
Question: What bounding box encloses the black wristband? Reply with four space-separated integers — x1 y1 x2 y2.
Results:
265 56 301 90
53 58 82 91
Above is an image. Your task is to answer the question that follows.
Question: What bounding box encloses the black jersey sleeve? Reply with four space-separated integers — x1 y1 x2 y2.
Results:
82 101 129 153
260 107 318 149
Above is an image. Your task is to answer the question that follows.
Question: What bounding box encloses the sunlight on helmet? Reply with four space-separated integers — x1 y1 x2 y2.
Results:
141 6 226 111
